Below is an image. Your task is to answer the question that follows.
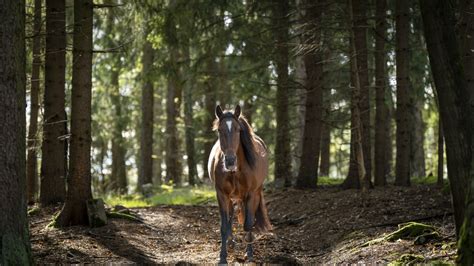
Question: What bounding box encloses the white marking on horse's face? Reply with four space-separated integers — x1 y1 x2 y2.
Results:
226 120 232 132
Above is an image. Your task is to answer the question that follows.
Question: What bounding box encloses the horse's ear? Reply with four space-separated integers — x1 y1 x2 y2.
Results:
215 105 224 119
234 105 241 118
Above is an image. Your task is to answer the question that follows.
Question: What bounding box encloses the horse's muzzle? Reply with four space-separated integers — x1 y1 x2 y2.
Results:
224 155 237 172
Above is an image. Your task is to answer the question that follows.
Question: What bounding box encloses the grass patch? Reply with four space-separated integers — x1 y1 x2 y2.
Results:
412 175 440 184
104 185 216 208
318 176 343 185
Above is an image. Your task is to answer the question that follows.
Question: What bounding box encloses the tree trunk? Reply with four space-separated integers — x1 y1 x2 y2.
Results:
454 0 474 258
273 0 292 188
56 0 93 226
105 7 127 194
395 0 412 186
420 0 474 239
319 119 330 177
0 0 32 262
153 96 164 186
40 0 67 205
183 46 198 186
293 0 307 178
138 28 155 191
27 0 42 204
297 0 323 189
353 0 371 184
202 55 217 181
349 0 369 193
437 119 444 186
343 41 361 189
410 100 426 178
374 0 389 186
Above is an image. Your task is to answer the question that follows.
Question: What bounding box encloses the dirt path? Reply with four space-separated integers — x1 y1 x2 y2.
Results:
30 185 456 264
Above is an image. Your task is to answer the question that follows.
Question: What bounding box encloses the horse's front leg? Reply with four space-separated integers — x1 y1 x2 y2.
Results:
244 192 259 262
217 190 232 264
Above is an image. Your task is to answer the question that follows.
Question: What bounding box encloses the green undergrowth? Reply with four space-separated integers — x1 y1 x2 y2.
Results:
318 176 343 185
104 185 216 208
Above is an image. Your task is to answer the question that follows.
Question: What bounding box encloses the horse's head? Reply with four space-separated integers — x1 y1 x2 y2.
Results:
214 105 242 172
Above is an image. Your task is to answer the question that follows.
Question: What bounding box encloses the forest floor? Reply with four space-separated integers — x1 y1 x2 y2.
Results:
30 184 456 264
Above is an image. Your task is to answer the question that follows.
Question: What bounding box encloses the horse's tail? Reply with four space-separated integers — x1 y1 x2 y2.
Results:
254 190 272 233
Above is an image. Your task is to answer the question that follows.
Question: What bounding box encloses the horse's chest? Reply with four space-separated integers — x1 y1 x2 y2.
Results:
226 173 247 200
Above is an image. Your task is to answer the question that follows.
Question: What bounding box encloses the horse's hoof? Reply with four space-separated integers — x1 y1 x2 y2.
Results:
218 259 227 265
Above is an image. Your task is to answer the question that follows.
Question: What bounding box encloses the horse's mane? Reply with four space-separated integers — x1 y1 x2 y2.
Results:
212 112 259 169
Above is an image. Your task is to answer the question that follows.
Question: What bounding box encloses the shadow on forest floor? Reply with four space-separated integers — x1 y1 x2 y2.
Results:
29 184 456 264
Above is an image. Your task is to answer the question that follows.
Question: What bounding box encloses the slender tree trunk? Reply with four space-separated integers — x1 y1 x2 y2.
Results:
293 0 307 177
353 0 371 184
349 0 369 193
56 0 93 226
153 95 164 185
138 28 155 191
343 41 361 189
27 0 42 204
165 75 182 186
183 46 198 186
410 100 426 178
420 0 474 239
0 0 32 262
202 55 217 181
273 0 292 187
319 120 330 177
395 0 412 186
110 67 127 193
40 0 67 205
437 119 444 186
374 0 389 186
103 8 127 194
297 0 323 189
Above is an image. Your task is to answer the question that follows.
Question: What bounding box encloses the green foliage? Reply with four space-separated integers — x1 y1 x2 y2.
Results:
105 185 216 208
412 175 438 184
318 176 343 186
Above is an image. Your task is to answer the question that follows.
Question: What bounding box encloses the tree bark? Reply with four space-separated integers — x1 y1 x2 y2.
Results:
319 119 330 177
395 0 412 186
348 0 369 193
56 0 93 226
273 0 292 187
297 0 324 189
202 55 217 181
40 0 67 205
164 1 182 186
27 0 42 204
0 0 32 262
420 0 474 239
183 46 198 186
105 7 127 194
410 100 426 178
138 28 155 191
374 0 389 186
437 119 444 186
352 0 371 184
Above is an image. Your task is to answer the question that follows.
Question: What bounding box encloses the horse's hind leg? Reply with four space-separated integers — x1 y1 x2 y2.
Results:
244 192 260 262
217 190 232 264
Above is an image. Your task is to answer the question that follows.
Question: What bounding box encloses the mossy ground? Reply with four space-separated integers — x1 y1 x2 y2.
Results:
104 185 217 208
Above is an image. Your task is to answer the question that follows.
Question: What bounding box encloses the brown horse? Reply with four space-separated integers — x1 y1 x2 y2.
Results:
208 105 272 264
